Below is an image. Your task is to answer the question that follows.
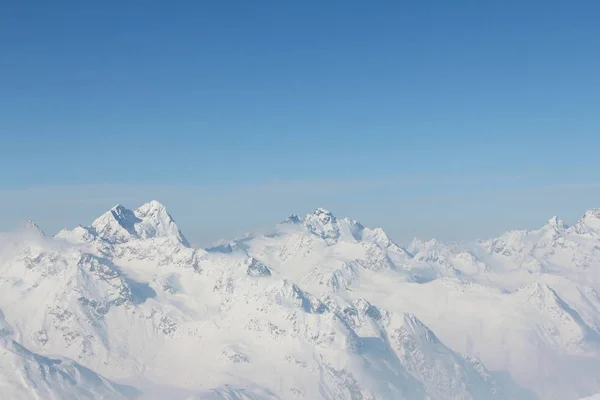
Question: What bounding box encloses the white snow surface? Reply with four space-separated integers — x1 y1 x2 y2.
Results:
2 201 600 399
0 310 137 399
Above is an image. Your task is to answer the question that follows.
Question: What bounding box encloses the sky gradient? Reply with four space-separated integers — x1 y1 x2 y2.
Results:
1 1 599 245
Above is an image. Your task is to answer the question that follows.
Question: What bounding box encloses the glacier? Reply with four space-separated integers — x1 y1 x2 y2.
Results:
2 201 600 399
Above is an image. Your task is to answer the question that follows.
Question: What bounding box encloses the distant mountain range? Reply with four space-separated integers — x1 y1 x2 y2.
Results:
2 201 600 399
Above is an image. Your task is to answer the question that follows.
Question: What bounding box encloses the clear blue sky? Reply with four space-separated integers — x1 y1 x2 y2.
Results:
1 1 599 245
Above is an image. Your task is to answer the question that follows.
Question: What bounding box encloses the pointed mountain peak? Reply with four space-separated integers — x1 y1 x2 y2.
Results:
572 208 600 235
545 216 566 230
87 201 189 246
107 204 137 221
243 257 272 277
361 227 411 255
135 200 167 216
312 208 335 221
281 214 302 224
20 219 45 236
25 219 43 232
133 201 190 246
303 208 340 242
91 204 140 244
111 203 129 212
101 204 139 228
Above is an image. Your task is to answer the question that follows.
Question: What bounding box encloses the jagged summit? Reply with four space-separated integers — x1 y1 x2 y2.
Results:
583 208 600 219
6 203 600 399
571 208 600 235
545 216 566 230
21 219 45 236
91 204 140 243
311 207 336 221
281 214 302 224
133 200 190 246
59 201 189 246
291 207 407 250
303 208 341 242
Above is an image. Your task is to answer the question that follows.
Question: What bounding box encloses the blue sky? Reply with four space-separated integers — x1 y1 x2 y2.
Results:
1 1 599 245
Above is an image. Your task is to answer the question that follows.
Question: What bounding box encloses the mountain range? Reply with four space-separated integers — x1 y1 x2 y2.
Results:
2 201 600 399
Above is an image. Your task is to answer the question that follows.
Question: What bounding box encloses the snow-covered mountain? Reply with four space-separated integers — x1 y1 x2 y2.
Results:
0 310 137 399
2 201 600 399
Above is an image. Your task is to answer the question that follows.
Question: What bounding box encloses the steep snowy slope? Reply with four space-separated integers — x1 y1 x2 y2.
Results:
1 202 600 399
0 310 136 399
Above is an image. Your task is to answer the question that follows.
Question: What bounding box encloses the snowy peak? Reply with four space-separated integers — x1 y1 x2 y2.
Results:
295 208 406 251
303 208 340 242
583 208 600 220
84 201 189 246
133 200 190 246
135 199 166 216
281 213 302 224
242 257 272 277
361 227 392 246
361 227 412 256
573 208 600 235
301 208 365 243
545 216 566 230
312 207 335 221
90 204 140 244
8 202 600 399
21 219 45 237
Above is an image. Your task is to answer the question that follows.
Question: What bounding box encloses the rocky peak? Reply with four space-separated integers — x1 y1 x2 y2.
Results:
303 208 340 243
281 214 302 224
21 219 45 237
571 208 600 235
545 216 566 231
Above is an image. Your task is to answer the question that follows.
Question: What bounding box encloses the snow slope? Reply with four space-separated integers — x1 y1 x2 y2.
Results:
0 310 137 399
2 202 600 399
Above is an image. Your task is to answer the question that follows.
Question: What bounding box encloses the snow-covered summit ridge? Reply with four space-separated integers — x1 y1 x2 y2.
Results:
22 219 45 236
281 214 302 224
545 216 566 230
6 203 600 399
297 207 373 246
572 208 600 235
302 208 340 241
57 200 190 247
133 200 190 245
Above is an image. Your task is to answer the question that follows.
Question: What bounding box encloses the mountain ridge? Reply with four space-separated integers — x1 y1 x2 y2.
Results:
2 202 600 399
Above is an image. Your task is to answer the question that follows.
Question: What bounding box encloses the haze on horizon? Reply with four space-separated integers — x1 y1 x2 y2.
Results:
1 1 599 245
